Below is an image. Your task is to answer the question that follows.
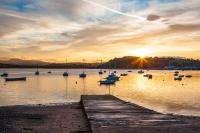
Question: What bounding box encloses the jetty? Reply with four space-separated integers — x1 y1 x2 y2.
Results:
1 95 200 133
81 95 200 133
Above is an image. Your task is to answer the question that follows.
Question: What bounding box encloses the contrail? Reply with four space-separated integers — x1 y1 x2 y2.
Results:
82 0 146 21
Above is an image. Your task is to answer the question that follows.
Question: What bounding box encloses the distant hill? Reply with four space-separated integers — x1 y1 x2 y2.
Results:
0 58 49 66
100 56 200 70
0 56 200 69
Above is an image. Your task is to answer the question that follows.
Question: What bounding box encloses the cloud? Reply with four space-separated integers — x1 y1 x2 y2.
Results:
147 14 160 21
0 0 200 61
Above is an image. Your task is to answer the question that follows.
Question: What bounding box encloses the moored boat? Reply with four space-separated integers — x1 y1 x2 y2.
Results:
79 73 86 78
174 77 182 81
1 73 8 77
120 73 128 76
100 79 115 85
185 75 192 78
138 70 144 74
5 77 26 82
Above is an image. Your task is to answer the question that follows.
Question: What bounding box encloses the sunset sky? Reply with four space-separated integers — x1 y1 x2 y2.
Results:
0 0 200 62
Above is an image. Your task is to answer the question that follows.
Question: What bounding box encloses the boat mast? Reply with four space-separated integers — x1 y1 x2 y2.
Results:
82 59 85 73
66 58 68 73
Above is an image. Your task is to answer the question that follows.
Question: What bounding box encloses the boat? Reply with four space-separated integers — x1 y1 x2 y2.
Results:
179 75 184 78
174 73 178 76
113 71 117 73
48 71 52 74
127 70 132 72
99 71 103 74
174 71 179 74
63 72 69 76
35 64 39 75
1 73 8 77
138 70 144 74
185 75 192 78
5 77 26 82
79 59 87 78
148 74 153 79
63 58 69 77
100 79 115 85
98 59 103 74
104 70 106 73
106 73 119 81
174 77 182 81
143 74 152 79
120 73 128 76
35 71 39 75
79 73 86 78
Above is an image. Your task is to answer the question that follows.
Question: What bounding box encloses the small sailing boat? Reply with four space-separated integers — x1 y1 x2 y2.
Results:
138 70 144 74
35 64 39 75
63 58 69 77
5 77 26 82
79 59 87 78
99 59 103 75
1 73 8 77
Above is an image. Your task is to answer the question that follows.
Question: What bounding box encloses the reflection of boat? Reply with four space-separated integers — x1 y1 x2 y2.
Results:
1 73 8 77
138 70 144 74
185 75 192 78
100 79 115 85
120 73 128 76
63 58 69 77
174 77 182 81
5 77 26 82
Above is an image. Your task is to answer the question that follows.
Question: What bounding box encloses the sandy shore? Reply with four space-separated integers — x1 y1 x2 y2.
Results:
0 103 90 133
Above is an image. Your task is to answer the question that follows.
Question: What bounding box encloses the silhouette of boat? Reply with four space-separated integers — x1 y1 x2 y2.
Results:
79 59 87 78
100 79 115 85
185 75 192 78
138 70 144 74
5 77 26 82
48 71 52 74
79 73 86 78
35 71 39 75
63 58 69 77
120 73 128 76
1 73 8 77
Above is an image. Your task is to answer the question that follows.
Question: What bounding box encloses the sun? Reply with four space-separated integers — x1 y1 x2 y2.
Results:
133 48 150 58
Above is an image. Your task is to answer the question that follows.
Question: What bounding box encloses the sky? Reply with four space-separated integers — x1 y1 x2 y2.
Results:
0 0 200 62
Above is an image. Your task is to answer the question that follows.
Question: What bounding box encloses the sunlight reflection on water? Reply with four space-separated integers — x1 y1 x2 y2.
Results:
0 69 200 116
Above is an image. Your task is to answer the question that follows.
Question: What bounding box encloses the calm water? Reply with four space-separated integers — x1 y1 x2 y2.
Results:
0 69 200 116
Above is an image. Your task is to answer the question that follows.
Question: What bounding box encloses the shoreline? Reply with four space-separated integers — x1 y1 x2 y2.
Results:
0 102 91 133
1 95 200 133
